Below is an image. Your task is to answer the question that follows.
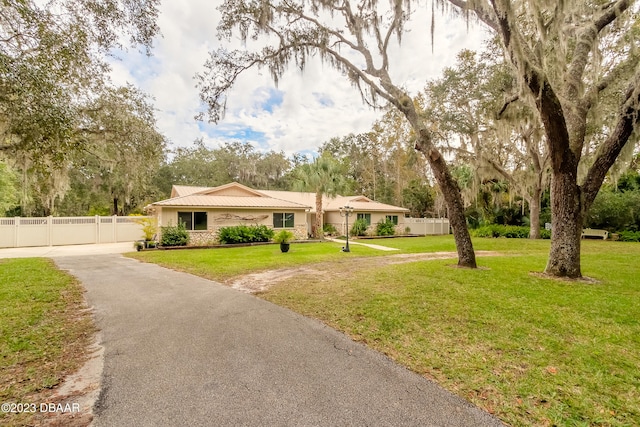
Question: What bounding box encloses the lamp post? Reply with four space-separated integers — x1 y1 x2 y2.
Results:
339 205 354 252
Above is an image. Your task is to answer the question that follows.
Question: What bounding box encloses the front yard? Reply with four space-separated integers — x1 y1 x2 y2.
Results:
130 236 640 426
0 258 94 427
3 237 638 426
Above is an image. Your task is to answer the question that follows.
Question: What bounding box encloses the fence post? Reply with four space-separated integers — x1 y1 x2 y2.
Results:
95 215 100 244
47 216 53 246
113 215 117 243
14 217 19 247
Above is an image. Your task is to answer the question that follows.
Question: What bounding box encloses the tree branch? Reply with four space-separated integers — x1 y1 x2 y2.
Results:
582 69 640 210
447 0 499 32
566 0 633 102
581 53 640 112
497 93 519 118
489 0 572 171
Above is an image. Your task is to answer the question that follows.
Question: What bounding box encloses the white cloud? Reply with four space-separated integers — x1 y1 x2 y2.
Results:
109 1 490 156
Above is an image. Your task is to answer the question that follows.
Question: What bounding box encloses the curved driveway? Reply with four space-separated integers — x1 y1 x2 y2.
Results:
53 254 502 427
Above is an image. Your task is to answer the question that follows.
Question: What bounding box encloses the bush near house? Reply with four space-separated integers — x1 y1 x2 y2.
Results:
350 218 368 236
218 224 274 244
323 223 338 236
376 218 396 236
160 222 189 246
132 216 157 240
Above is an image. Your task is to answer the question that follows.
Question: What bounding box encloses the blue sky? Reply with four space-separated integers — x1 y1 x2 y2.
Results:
108 1 489 156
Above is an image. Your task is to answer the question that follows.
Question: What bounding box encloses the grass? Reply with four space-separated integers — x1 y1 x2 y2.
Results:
127 240 382 281
0 258 94 427
132 236 640 426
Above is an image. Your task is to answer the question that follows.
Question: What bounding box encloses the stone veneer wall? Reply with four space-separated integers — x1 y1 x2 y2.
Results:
187 230 219 246
293 225 308 240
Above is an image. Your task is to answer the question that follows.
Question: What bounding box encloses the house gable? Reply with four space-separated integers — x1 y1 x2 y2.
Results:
195 182 268 198
348 196 373 203
171 185 211 198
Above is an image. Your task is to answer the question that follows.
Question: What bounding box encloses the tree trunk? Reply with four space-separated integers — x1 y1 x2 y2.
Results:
528 187 541 239
112 197 119 216
544 170 582 278
415 130 477 268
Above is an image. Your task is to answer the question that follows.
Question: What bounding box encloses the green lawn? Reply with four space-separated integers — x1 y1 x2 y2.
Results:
0 258 94 426
130 237 640 426
128 240 383 281
371 234 553 255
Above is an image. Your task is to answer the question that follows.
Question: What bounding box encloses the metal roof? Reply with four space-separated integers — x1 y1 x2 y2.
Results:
153 194 309 209
158 183 407 212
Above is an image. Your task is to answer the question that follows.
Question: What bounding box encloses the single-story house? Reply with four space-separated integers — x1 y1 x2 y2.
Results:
146 182 409 245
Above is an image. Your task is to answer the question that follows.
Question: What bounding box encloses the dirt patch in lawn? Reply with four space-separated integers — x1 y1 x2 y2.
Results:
228 251 498 294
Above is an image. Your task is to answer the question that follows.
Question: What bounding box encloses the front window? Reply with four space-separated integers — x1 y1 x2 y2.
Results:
178 211 207 230
357 213 371 225
386 215 399 225
273 212 294 228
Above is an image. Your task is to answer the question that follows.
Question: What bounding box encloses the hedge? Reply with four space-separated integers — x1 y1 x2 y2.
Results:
218 224 275 244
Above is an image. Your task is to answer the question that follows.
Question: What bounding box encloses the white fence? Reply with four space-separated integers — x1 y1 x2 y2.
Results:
405 217 450 235
0 216 149 248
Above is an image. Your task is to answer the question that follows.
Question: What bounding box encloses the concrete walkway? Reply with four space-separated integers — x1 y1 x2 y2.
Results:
51 254 503 426
0 242 133 258
327 238 400 251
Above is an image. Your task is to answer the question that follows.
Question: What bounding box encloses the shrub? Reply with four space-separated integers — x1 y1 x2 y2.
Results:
350 218 368 236
586 190 640 232
160 222 189 246
323 223 338 236
617 231 640 242
502 225 529 238
376 219 396 236
273 229 294 243
133 216 157 240
218 224 275 244
471 224 547 239
539 228 551 239
471 225 501 238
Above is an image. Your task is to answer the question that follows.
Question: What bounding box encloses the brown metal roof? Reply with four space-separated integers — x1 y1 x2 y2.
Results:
325 196 409 212
159 183 407 212
171 185 212 197
153 194 309 209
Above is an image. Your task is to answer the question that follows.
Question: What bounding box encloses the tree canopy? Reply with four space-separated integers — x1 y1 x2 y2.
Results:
0 0 163 216
423 47 550 237
0 0 160 157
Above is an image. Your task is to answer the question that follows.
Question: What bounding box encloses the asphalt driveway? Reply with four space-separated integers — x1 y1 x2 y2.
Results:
54 254 503 426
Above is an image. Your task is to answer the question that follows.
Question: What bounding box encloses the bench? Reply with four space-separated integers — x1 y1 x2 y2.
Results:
581 228 608 240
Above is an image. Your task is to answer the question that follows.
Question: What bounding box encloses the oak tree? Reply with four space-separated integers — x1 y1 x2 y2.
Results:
451 0 640 277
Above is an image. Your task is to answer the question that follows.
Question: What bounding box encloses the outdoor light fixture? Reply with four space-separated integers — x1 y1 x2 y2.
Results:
339 205 354 252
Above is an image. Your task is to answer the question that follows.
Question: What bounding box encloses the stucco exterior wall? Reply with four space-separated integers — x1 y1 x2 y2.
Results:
157 207 308 245
325 211 406 236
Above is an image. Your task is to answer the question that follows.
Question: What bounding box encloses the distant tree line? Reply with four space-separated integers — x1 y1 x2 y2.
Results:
0 0 161 216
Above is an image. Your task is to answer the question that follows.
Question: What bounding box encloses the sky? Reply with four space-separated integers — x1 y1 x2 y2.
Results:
108 1 490 157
